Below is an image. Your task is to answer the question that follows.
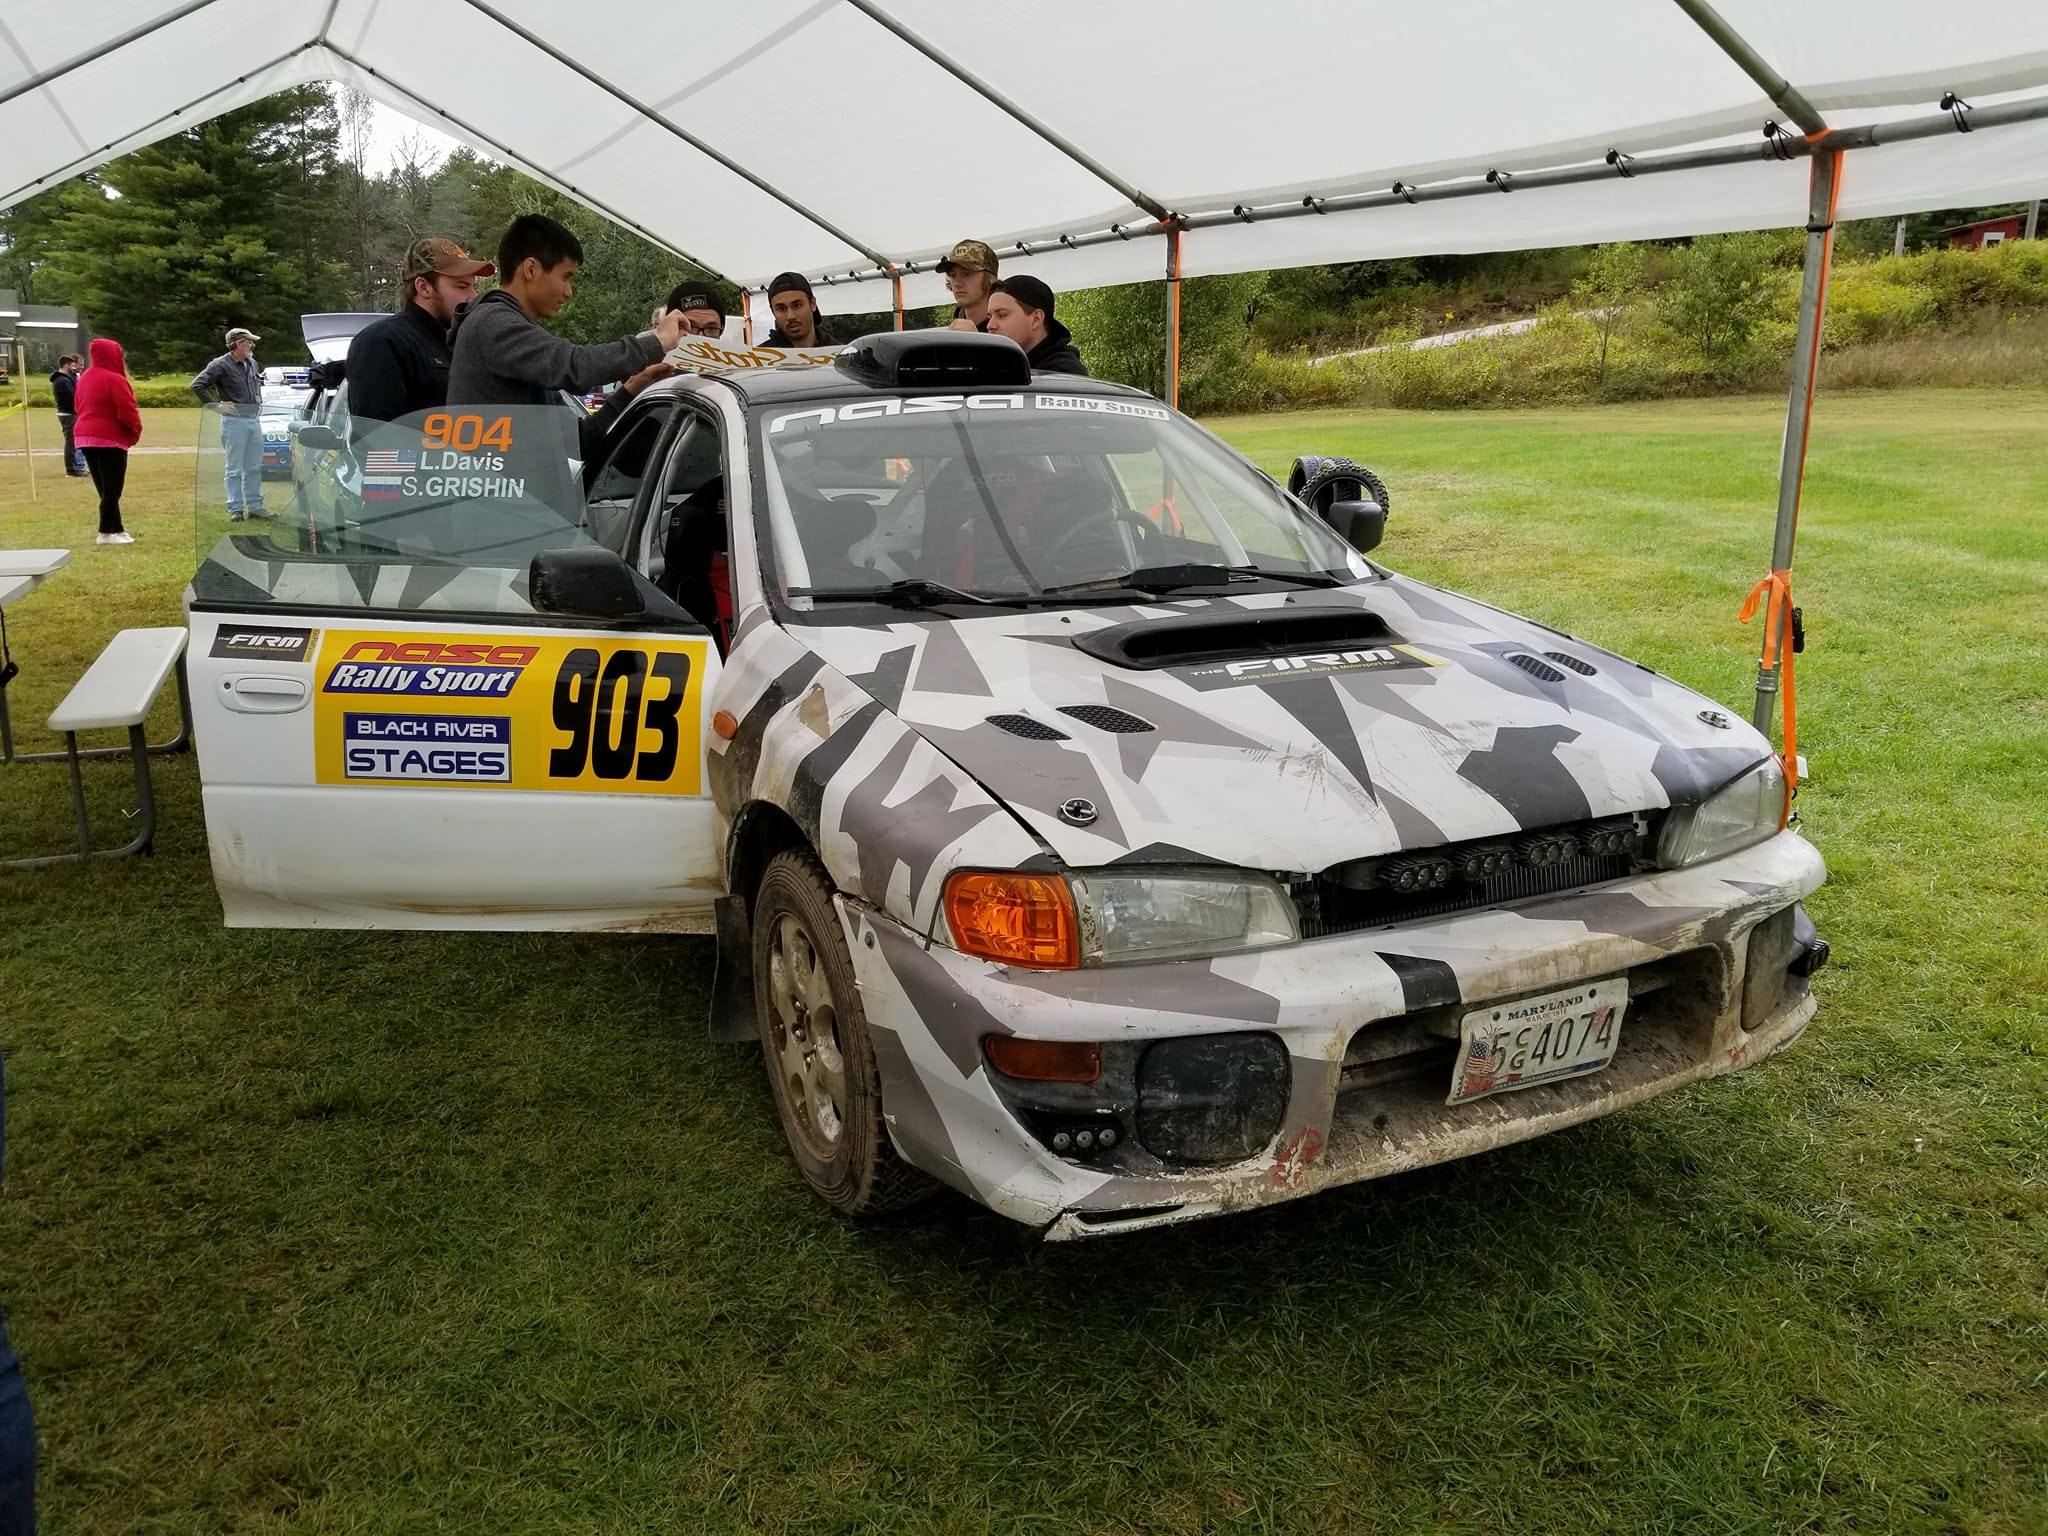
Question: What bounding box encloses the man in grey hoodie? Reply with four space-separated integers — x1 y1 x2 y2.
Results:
448 215 684 418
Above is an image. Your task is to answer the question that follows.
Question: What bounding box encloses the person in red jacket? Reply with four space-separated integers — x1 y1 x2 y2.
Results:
71 337 143 546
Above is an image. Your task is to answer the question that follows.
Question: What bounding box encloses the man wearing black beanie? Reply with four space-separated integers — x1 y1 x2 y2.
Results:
986 275 1088 375
763 272 832 348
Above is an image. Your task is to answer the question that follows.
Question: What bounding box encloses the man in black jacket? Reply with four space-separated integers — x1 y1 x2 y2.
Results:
345 237 494 436
46 356 85 476
986 276 1088 375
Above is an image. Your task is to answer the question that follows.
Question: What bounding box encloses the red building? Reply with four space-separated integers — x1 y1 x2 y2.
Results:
1942 214 2028 249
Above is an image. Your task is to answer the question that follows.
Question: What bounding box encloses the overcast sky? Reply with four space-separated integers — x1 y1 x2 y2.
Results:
364 100 466 175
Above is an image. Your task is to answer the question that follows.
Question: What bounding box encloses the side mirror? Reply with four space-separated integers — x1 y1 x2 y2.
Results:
1323 498 1387 556
529 546 649 620
294 424 344 451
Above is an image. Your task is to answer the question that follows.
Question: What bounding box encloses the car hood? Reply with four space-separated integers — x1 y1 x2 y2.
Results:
794 580 1772 870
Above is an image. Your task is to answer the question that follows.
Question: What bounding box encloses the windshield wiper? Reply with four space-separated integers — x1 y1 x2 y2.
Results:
792 577 1002 608
1039 563 1350 598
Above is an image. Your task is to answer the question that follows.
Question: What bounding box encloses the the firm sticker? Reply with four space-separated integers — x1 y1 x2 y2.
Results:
1181 645 1443 689
341 712 511 782
211 624 314 662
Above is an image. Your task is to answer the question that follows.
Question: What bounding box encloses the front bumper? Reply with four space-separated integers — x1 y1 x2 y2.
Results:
840 830 1827 1238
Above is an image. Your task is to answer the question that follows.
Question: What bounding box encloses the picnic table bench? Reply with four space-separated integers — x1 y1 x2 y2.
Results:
5 627 191 868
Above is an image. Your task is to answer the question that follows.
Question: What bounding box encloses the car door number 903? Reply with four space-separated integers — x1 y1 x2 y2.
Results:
548 647 692 782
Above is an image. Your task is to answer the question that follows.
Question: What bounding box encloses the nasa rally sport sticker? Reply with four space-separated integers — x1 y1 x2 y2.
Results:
1180 643 1445 690
210 624 315 662
310 630 710 794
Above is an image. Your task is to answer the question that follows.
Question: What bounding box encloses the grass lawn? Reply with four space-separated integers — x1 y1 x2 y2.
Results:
0 392 2043 1534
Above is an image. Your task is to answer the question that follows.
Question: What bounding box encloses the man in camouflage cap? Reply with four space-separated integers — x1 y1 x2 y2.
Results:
939 238 999 332
347 236 495 430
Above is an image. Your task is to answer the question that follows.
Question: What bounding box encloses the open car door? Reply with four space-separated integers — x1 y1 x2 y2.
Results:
184 406 723 932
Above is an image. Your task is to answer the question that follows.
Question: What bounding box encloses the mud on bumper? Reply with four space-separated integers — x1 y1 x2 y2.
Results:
839 831 1827 1239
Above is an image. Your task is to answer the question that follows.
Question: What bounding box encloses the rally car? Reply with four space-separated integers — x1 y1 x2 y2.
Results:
183 332 1826 1238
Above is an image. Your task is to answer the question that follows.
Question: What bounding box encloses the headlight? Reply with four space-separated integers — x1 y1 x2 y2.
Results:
1657 757 1786 868
944 867 1297 968
1070 869 1297 964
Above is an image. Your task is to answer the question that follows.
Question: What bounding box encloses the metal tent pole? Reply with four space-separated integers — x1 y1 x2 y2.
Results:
1751 148 1844 736
1164 223 1183 410
892 272 904 331
2027 200 2041 241
17 342 35 503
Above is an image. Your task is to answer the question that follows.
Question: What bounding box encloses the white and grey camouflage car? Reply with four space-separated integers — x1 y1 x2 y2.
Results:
184 332 1827 1239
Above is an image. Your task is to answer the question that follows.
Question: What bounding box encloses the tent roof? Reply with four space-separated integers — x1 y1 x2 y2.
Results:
5 0 2048 319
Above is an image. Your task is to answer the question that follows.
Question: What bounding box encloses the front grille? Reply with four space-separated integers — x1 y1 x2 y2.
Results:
1291 813 1661 939
1337 948 1723 1102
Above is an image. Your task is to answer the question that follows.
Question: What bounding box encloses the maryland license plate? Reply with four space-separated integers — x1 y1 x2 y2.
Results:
1449 979 1626 1105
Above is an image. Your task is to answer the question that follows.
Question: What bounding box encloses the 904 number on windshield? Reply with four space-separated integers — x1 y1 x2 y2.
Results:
548 646 695 785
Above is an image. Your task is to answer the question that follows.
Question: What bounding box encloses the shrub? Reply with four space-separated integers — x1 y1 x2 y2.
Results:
1656 231 1795 363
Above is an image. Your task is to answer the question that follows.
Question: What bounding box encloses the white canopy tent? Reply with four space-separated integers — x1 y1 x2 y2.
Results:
3 0 2047 744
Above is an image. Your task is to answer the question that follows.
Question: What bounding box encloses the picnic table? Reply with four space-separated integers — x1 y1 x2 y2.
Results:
0 548 69 761
0 549 71 581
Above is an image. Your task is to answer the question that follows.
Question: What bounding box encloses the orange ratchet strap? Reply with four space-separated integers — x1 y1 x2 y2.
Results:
1738 568 1799 824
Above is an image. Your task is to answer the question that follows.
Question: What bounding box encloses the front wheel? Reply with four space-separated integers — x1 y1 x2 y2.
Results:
751 849 937 1217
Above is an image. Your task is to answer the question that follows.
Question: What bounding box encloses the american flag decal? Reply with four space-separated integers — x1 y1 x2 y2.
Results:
361 447 417 501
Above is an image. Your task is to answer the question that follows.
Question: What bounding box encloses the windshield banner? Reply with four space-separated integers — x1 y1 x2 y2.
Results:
665 337 840 372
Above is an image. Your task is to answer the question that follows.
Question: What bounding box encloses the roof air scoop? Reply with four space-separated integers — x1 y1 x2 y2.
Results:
834 331 1032 388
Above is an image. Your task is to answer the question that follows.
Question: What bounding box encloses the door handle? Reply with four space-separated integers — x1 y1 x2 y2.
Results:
221 673 309 714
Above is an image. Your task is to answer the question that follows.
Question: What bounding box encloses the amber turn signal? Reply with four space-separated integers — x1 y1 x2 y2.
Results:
984 1035 1101 1083
944 870 1079 969
712 709 738 740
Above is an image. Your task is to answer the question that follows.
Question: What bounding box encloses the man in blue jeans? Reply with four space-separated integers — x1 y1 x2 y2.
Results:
0 1055 36 1534
189 327 270 520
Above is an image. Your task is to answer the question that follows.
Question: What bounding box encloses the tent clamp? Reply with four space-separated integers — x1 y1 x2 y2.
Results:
1303 195 1328 213
1111 223 1131 240
1762 121 1798 160
1391 180 1417 204
1232 204 1256 222
1940 92 1975 131
1605 150 1636 179
1486 169 1514 192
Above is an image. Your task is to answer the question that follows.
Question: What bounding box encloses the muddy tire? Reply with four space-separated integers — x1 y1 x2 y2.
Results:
1288 455 1391 516
751 849 937 1217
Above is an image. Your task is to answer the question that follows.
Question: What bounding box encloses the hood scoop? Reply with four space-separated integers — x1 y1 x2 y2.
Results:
1072 607 1398 671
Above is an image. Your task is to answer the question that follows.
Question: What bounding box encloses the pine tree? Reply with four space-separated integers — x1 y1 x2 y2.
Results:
38 87 350 372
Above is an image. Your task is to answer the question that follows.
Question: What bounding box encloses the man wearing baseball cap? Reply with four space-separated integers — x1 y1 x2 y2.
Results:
190 324 270 519
763 272 831 349
663 283 728 339
939 239 999 332
986 275 1088 375
347 236 494 432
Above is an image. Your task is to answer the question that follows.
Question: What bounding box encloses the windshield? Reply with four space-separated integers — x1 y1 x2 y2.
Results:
191 404 614 620
750 390 1372 611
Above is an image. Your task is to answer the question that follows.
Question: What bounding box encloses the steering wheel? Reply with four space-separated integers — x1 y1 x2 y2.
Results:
1038 507 1158 579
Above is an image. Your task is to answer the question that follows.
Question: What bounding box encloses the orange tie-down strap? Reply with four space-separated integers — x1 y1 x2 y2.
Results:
1738 568 1799 824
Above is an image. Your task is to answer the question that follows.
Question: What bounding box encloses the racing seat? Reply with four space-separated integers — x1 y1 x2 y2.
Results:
660 476 731 649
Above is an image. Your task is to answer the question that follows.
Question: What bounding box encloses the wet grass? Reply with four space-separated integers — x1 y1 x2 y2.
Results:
1 392 2044 1533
